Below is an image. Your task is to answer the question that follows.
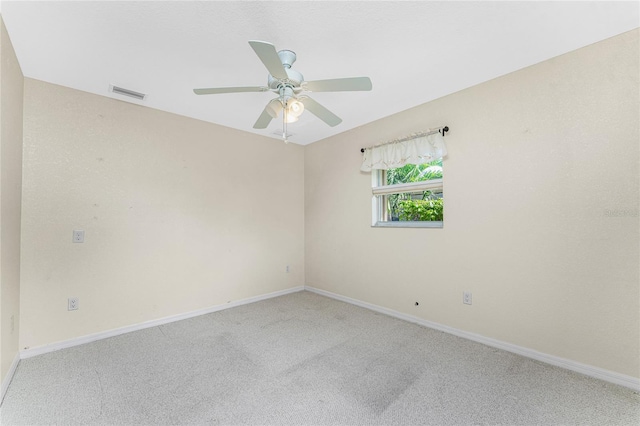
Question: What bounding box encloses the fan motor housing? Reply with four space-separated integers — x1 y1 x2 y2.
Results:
268 68 304 90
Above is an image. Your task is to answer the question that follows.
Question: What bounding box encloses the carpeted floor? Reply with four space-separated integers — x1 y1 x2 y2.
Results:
1 291 638 425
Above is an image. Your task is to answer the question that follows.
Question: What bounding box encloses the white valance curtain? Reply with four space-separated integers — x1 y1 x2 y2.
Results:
360 132 447 172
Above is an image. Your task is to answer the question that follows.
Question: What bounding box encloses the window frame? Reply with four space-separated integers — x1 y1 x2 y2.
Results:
371 168 443 228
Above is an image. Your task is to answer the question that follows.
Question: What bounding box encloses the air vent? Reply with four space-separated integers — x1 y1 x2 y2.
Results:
109 84 146 101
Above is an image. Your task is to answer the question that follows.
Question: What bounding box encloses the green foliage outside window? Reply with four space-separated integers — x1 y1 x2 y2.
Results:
385 160 443 221
385 160 442 185
398 198 443 221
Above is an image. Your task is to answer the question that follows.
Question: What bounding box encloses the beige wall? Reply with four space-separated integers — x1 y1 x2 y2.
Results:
20 79 304 349
305 30 639 378
0 16 24 384
9 23 640 383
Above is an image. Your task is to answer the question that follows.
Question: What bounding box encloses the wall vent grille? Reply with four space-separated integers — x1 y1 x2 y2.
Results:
109 85 146 100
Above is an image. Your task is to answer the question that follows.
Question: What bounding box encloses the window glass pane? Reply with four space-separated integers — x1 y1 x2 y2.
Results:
382 190 443 222
385 160 442 186
373 158 444 227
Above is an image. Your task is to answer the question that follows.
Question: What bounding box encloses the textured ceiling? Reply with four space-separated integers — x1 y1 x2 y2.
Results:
2 1 638 145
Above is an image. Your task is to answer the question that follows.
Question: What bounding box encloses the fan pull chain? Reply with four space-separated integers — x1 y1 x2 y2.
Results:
283 101 289 144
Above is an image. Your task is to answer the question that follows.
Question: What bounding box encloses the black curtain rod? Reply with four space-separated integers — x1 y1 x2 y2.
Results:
360 126 449 153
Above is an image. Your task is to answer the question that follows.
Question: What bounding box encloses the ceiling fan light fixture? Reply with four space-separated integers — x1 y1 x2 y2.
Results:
266 98 283 118
284 113 299 123
287 99 305 118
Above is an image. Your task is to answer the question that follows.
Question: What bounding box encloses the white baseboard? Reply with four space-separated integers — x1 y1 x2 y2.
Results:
20 286 304 360
305 286 640 392
15 284 640 392
1 352 20 406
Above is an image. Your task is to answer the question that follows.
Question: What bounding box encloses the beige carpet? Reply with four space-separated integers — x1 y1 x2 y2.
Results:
1 291 638 425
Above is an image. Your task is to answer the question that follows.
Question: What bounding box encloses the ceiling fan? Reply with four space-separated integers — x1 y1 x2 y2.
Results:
193 40 372 134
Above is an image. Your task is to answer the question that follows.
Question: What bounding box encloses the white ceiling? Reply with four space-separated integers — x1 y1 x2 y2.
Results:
2 1 638 145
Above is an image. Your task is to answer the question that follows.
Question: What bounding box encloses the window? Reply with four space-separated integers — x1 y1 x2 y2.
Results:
372 160 443 227
361 130 447 228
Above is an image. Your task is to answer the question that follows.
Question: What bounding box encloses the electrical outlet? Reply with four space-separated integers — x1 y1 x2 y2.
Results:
10 315 14 334
463 291 472 305
286 265 290 273
72 230 85 243
68 297 79 311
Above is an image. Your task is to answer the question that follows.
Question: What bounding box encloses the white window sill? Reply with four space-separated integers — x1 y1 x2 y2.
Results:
373 221 443 228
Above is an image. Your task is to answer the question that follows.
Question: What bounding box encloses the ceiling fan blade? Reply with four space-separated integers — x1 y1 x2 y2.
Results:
299 97 342 127
253 104 276 129
193 86 268 95
303 77 372 92
248 40 288 80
